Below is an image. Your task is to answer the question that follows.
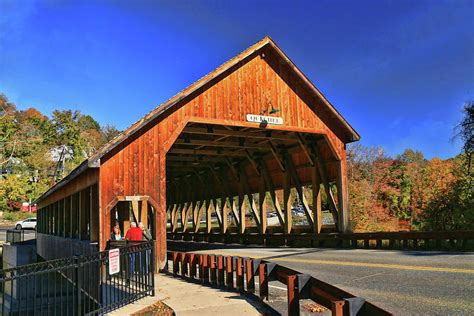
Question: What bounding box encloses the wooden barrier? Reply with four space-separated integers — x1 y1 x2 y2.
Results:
168 230 474 251
166 251 392 316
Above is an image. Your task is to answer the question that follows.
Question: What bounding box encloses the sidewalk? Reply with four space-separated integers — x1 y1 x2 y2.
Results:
109 273 264 315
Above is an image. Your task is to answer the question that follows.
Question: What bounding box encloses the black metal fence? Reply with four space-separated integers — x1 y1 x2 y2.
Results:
0 241 154 315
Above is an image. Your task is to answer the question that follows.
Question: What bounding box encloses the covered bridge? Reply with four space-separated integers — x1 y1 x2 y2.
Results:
35 37 360 269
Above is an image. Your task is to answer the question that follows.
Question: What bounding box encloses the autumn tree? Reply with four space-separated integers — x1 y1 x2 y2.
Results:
0 92 120 212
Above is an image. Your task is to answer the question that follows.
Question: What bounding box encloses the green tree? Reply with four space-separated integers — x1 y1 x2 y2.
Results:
455 100 473 175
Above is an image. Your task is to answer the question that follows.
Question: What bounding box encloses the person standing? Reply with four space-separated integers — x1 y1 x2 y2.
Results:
125 222 142 282
138 222 152 276
125 222 142 241
139 222 152 241
110 225 123 241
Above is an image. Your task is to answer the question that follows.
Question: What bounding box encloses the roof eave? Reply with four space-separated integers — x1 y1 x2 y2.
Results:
34 159 99 205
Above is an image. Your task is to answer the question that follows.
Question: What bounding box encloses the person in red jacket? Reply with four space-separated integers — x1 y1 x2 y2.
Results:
125 222 142 283
125 222 143 241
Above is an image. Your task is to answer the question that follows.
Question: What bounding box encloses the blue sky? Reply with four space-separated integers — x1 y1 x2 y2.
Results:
1 0 473 159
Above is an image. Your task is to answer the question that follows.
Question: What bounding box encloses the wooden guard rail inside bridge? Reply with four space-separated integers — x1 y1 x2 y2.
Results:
168 230 474 250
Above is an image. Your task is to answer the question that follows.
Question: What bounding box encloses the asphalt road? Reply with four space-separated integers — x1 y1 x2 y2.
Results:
168 241 474 315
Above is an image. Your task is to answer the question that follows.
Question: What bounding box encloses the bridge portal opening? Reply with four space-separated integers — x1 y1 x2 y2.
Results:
166 122 342 238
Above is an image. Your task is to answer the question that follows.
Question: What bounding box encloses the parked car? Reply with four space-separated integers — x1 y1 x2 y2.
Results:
15 218 37 230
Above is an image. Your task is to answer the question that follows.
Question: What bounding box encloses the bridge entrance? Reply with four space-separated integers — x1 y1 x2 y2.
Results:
166 121 346 238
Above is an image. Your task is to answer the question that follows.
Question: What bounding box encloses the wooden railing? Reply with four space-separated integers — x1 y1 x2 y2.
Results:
166 251 392 316
168 230 474 250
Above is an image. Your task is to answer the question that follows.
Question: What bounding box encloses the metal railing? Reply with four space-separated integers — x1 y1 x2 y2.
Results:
168 230 474 251
0 241 154 315
167 251 392 316
5 230 24 245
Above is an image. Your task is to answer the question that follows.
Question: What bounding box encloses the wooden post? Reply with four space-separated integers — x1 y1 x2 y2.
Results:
337 159 350 233
131 200 140 224
283 169 292 234
258 159 285 227
194 200 203 233
284 152 314 229
228 195 240 229
141 199 148 227
237 191 246 235
205 199 212 233
90 184 99 241
259 177 267 234
237 163 260 226
181 202 190 232
220 198 228 234
310 143 340 230
172 204 180 232
312 164 322 234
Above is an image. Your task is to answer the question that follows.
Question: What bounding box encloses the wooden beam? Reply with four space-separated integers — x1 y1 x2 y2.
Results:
336 160 350 233
310 143 339 230
211 167 240 228
181 202 190 232
296 132 314 166
166 155 232 163
237 163 261 227
172 203 180 231
205 199 212 233
182 126 298 142
283 151 314 229
212 199 223 228
193 200 203 232
257 159 285 227
268 141 285 172
283 167 292 234
168 148 248 157
141 199 148 228
236 193 245 234
312 165 322 234
219 197 229 233
174 138 267 150
258 176 267 234
245 150 261 176
131 200 139 224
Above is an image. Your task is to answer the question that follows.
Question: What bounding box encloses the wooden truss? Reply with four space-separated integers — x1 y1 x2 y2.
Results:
166 122 348 235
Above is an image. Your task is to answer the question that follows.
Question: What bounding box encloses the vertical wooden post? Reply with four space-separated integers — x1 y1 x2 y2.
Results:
78 191 82 240
245 259 255 293
336 158 350 233
181 202 189 232
171 204 179 232
236 257 244 290
259 177 267 234
258 263 268 300
283 170 292 234
225 256 233 289
131 200 140 223
220 198 228 234
205 200 212 233
287 275 299 315
90 185 99 241
141 199 148 227
238 192 246 234
193 200 203 233
312 164 322 234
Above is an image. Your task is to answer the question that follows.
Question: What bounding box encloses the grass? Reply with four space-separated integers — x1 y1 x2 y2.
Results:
2 211 36 223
